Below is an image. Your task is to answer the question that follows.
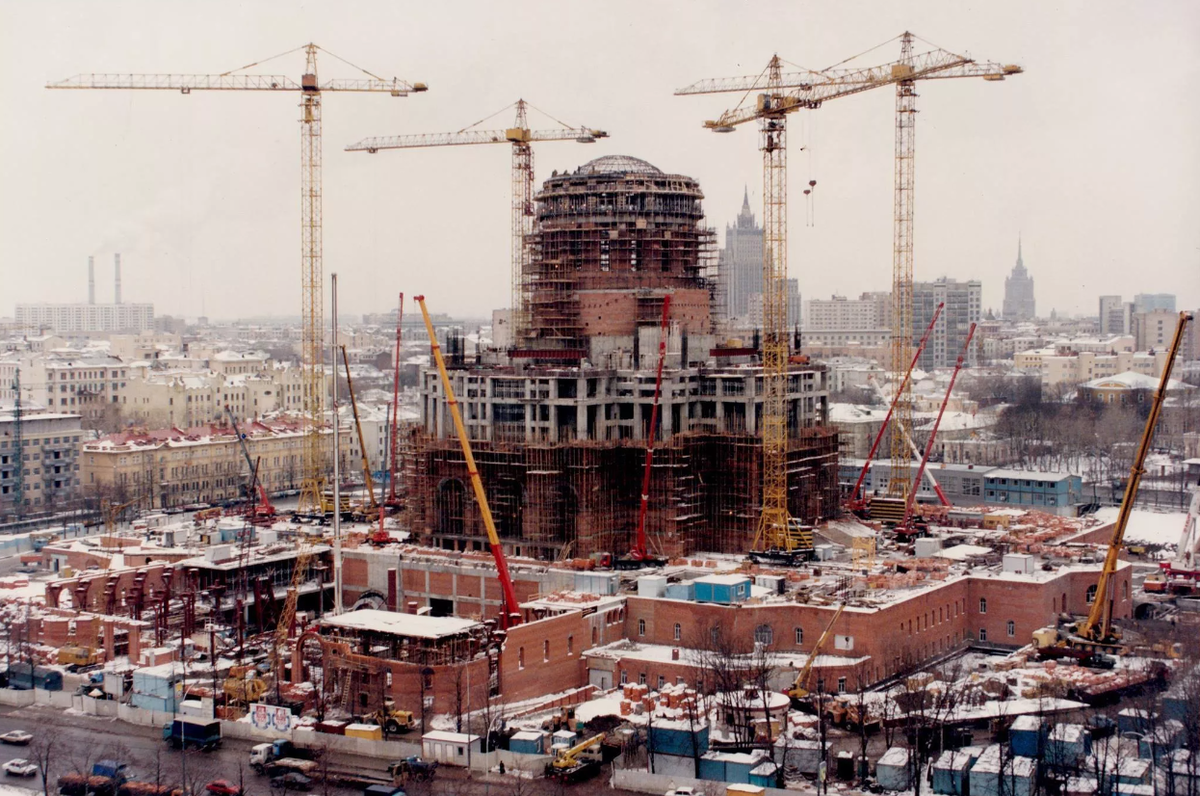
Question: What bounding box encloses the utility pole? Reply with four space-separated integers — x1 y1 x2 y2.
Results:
331 274 342 615
13 369 23 520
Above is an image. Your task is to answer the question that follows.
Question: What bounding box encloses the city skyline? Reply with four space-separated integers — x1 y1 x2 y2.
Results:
1 1 1197 321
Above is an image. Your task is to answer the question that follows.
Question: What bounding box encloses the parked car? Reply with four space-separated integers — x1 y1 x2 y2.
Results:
4 759 37 777
269 773 313 792
0 731 33 746
665 787 702 796
205 780 242 796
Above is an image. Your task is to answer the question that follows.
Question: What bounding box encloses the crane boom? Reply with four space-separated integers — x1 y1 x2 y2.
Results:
788 603 846 700
347 100 607 345
348 126 604 152
1075 311 1192 644
416 296 521 628
630 296 672 562
340 346 378 511
901 323 977 528
847 302 943 510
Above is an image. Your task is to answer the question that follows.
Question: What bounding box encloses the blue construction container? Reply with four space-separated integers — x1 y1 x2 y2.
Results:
932 749 972 795
1046 724 1089 770
877 747 911 792
698 750 766 785
664 581 696 601
1009 715 1043 758
693 575 751 605
508 731 545 755
1118 708 1153 736
1138 720 1184 761
648 724 709 757
970 745 1037 796
749 760 779 788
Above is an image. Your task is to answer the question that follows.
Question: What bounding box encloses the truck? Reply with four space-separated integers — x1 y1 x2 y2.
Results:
386 757 437 784
263 760 319 780
249 740 316 773
163 718 222 751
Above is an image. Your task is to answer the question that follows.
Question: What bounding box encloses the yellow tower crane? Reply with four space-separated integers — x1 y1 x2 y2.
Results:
676 36 1020 553
47 44 427 516
346 100 607 344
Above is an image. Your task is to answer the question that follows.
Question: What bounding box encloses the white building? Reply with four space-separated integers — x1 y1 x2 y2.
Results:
15 302 154 333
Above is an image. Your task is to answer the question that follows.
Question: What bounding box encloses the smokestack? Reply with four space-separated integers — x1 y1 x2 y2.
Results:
88 256 95 305
114 253 122 304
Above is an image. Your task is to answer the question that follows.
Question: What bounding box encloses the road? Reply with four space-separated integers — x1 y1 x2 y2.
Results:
0 704 636 796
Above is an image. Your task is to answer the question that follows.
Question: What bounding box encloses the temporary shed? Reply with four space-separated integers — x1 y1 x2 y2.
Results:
876 747 911 792
421 730 479 766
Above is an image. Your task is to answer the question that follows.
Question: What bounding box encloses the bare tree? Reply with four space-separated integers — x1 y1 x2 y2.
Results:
27 722 58 796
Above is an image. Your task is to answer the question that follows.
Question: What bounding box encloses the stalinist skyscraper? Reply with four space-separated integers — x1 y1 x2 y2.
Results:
1002 237 1036 320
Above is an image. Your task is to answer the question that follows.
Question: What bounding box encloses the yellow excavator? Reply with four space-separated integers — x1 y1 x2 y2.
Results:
1033 311 1193 660
545 733 606 782
788 602 846 705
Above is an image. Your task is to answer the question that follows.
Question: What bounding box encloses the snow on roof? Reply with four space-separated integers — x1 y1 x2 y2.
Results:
936 544 994 561
986 469 1079 481
878 747 909 767
422 730 479 743
321 609 481 639
828 404 887 424
1091 506 1190 545
695 574 750 586
1083 371 1193 390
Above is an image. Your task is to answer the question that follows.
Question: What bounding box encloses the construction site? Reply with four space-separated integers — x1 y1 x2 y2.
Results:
1 26 1196 796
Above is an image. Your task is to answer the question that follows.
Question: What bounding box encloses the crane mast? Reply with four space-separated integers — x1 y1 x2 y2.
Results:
889 32 918 499
387 293 404 506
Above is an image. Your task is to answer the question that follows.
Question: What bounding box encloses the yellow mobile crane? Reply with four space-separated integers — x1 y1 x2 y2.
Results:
340 346 379 518
788 603 846 704
545 733 606 782
1034 311 1193 660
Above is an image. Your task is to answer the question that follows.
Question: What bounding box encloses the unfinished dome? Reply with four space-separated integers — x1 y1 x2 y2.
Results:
575 154 663 176
522 157 715 352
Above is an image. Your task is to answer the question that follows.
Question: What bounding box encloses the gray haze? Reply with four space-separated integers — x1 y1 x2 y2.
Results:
2 1 1198 321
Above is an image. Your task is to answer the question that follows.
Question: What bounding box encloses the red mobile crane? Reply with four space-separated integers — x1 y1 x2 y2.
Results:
895 322 976 541
225 405 276 524
416 295 522 628
386 293 404 508
845 302 944 517
617 296 673 569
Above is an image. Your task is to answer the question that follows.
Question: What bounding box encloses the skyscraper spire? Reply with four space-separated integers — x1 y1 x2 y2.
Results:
1017 233 1023 268
742 185 750 213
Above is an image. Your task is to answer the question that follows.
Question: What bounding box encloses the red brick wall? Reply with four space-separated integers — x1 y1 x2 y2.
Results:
577 289 711 336
500 612 592 703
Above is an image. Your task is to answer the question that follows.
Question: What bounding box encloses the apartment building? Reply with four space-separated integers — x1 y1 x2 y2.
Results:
0 406 84 519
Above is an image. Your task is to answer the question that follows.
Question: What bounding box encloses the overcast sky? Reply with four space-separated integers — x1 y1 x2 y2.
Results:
2 1 1197 322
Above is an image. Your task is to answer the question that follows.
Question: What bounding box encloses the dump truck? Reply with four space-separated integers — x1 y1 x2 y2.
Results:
249 740 316 773
163 717 221 751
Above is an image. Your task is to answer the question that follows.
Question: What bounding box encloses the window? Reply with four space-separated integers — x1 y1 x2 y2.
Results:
518 647 525 670
638 673 647 685
1007 621 1016 637
794 627 804 645
979 628 988 642
754 624 773 646
837 677 847 694
1086 584 1097 604
543 639 550 662
673 623 681 641
979 598 987 614
657 675 665 689
638 619 646 637
567 635 574 655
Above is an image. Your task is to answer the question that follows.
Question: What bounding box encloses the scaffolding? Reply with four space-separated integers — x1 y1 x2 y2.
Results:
523 155 716 351
407 426 839 560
